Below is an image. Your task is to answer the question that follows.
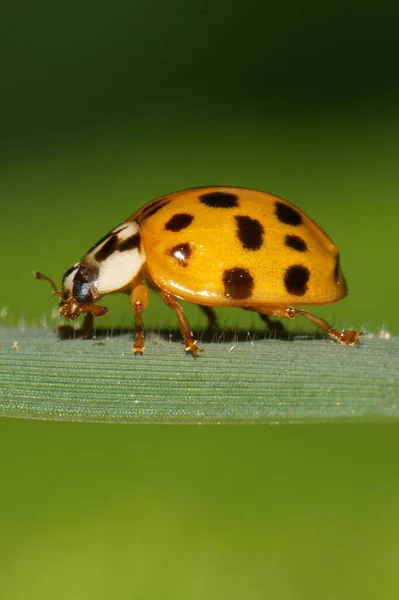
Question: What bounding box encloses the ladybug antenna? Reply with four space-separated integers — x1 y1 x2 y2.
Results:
33 271 62 297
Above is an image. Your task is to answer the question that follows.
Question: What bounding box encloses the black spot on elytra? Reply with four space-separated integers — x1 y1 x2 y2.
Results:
165 213 194 232
235 216 264 250
275 201 303 226
119 233 140 252
285 234 308 252
284 265 310 296
94 235 118 262
167 243 192 266
143 199 171 220
200 191 239 208
223 267 254 300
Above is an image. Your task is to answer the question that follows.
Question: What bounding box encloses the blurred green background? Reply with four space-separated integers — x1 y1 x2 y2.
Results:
1 1 399 598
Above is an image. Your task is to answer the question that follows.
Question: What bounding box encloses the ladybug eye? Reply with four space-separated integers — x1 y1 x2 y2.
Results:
72 266 97 303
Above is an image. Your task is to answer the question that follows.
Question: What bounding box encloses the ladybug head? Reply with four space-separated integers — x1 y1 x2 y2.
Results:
34 264 108 321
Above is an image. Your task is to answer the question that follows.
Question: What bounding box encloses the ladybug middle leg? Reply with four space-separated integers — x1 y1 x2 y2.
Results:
161 290 202 357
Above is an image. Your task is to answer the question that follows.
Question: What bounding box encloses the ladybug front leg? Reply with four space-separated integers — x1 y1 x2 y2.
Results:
268 307 362 346
131 283 149 354
58 312 94 339
161 291 202 356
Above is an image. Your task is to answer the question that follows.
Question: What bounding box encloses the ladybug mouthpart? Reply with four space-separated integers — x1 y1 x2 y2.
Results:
59 297 108 320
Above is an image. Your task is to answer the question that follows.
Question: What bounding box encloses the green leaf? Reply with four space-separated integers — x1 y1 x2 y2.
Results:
0 327 398 423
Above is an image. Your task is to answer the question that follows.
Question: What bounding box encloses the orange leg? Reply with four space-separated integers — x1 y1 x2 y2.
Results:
131 284 149 354
161 291 202 356
259 306 362 346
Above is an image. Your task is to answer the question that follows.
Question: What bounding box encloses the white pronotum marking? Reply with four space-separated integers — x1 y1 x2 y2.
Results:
62 266 79 296
111 223 135 240
94 221 146 293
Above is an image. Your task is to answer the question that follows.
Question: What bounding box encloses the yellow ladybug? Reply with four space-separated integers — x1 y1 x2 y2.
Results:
36 186 361 355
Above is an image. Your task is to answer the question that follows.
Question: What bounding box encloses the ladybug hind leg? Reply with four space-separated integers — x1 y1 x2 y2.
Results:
259 306 361 346
292 308 362 345
258 314 289 338
198 305 218 332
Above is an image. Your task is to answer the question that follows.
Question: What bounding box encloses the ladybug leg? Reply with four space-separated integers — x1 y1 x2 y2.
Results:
161 291 202 356
258 314 288 338
58 312 94 339
271 307 362 346
292 308 362 345
35 270 95 339
198 305 218 332
131 284 149 354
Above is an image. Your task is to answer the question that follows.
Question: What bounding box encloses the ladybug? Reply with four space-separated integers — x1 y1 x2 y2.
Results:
35 186 361 355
